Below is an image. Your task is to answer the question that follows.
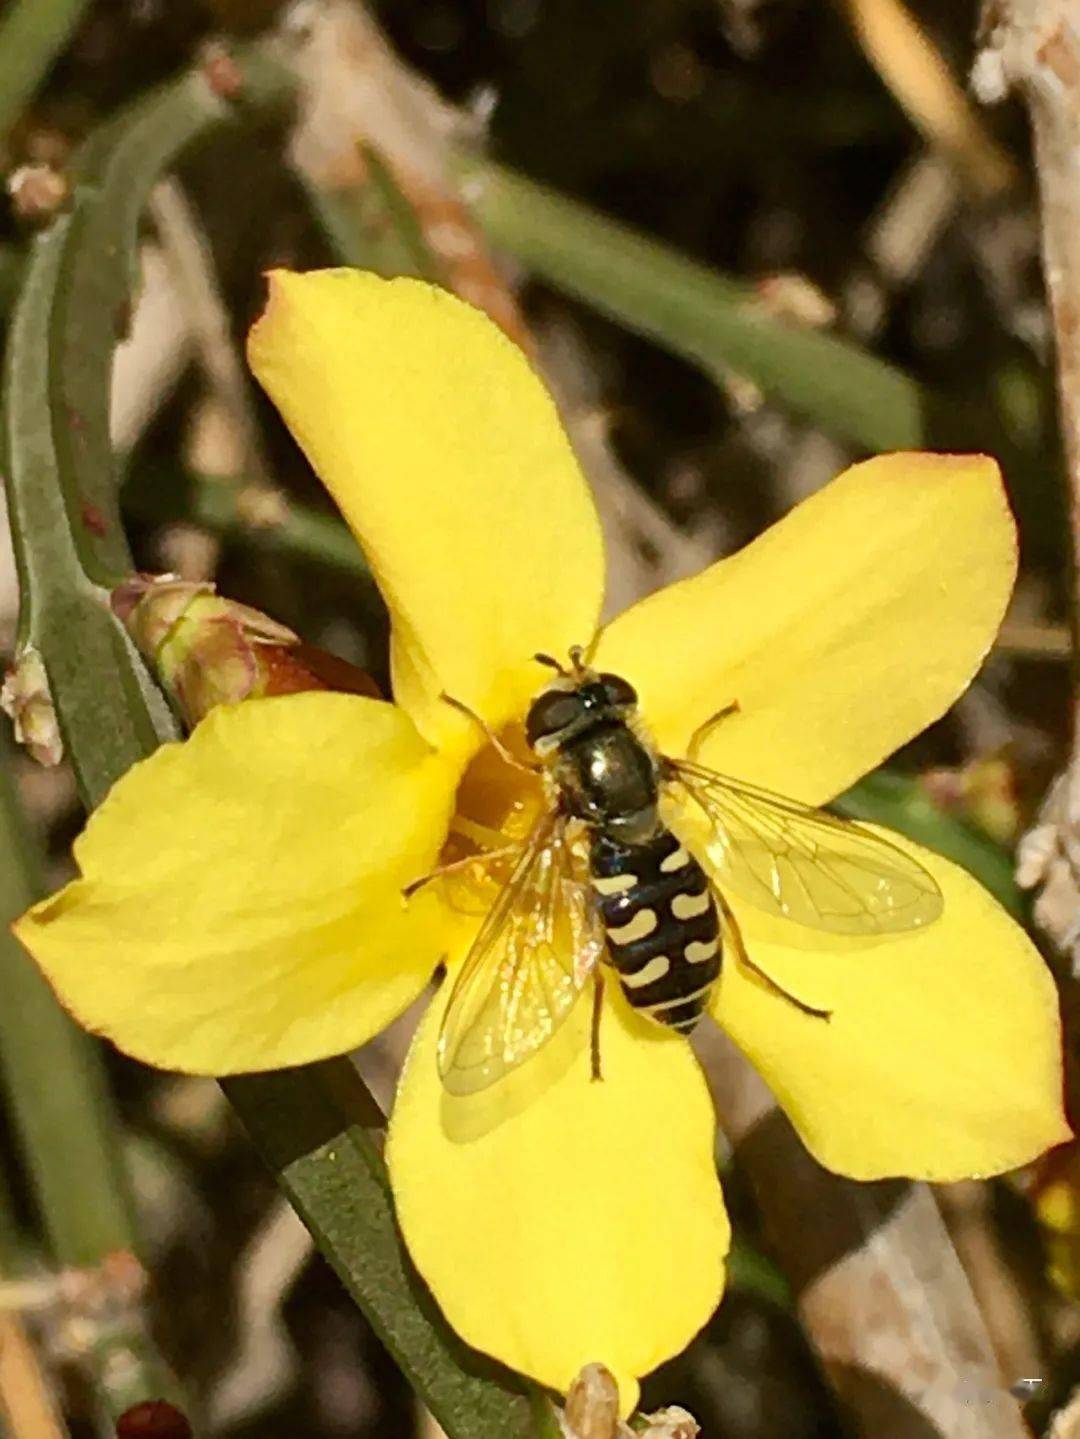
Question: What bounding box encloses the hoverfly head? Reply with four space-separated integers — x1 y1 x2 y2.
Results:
524 667 639 754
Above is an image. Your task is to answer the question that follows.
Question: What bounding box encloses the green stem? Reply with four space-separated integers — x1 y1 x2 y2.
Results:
455 156 926 453
0 0 91 142
124 467 372 580
226 1063 546 1438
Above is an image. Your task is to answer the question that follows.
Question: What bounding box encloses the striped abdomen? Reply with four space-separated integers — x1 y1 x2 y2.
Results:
589 828 721 1034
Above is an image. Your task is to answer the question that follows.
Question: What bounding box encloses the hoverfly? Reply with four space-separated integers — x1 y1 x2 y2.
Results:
434 646 943 1096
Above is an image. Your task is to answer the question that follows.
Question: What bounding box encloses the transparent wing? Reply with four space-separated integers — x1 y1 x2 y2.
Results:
437 810 603 1095
666 758 943 935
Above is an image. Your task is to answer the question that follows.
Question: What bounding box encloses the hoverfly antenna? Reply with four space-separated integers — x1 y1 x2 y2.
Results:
534 652 568 676
577 633 602 670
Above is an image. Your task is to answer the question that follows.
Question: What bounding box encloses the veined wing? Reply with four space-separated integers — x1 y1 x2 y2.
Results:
437 810 603 1095
665 758 943 936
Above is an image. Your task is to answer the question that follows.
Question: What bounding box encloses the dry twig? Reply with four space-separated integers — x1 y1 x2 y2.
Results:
975 4 1080 968
696 1027 1030 1438
843 0 1016 197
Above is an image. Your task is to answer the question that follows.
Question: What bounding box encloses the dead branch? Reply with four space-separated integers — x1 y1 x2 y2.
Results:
696 1027 1031 1439
975 4 1080 968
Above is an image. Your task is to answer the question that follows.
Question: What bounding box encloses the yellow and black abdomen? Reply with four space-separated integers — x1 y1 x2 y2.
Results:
590 828 721 1033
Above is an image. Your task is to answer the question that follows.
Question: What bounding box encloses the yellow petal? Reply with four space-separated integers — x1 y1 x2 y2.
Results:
16 694 457 1074
387 977 728 1412
707 831 1070 1179
597 453 1015 804
248 270 605 755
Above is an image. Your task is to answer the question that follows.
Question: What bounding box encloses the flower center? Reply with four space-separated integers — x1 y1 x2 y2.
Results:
439 722 546 915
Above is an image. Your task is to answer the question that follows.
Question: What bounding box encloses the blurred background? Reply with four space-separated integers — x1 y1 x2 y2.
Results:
0 1 1076 1436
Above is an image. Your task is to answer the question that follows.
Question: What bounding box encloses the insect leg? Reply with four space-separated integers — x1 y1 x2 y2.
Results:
686 700 741 761
403 844 519 899
439 692 540 774
590 969 605 1081
568 632 601 674
715 887 832 1021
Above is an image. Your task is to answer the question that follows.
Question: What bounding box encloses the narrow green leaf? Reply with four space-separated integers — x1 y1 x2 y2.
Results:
456 158 925 453
726 1234 791 1309
124 466 373 580
226 1064 543 1439
52 59 294 585
2 218 177 809
0 0 91 142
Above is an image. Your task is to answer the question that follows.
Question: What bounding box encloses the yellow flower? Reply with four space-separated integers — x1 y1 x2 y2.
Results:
15 270 1069 1413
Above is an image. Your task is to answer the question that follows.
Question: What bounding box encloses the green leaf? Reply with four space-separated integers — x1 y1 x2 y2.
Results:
0 740 186 1426
0 0 92 142
226 1064 546 1438
123 465 373 581
456 158 925 453
3 217 176 809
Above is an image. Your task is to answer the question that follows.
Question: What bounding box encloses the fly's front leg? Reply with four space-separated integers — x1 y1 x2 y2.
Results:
440 692 540 774
402 843 518 899
686 700 741 761
590 969 605 1081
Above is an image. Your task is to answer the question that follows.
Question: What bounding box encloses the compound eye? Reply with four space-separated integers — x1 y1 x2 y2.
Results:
525 690 584 746
598 673 638 707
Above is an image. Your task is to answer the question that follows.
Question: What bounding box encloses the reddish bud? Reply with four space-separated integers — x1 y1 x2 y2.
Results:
116 1400 192 1439
112 574 379 727
199 40 244 100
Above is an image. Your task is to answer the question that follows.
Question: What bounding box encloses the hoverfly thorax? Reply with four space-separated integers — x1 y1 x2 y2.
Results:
525 670 660 845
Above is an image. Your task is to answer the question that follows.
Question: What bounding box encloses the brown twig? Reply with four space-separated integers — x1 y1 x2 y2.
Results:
696 1028 1031 1438
975 5 1080 967
936 1180 1043 1386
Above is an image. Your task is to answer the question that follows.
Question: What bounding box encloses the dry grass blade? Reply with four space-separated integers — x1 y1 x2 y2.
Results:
0 1312 69 1439
841 0 1016 197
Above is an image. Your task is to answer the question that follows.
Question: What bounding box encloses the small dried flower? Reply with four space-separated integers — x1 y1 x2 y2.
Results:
7 163 68 222
1 647 62 765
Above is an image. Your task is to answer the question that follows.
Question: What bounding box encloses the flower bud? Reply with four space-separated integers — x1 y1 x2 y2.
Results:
562 1364 620 1439
115 1400 192 1439
922 751 1022 846
112 574 377 728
